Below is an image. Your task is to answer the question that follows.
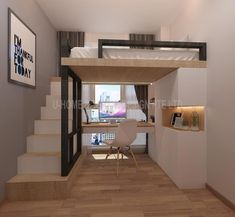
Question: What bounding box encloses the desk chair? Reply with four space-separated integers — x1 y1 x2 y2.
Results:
104 119 138 176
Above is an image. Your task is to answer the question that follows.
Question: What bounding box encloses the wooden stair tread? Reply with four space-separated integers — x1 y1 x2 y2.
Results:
19 152 61 157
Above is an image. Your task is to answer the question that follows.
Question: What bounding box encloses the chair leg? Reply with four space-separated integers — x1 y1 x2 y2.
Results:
117 148 120 176
129 147 138 168
106 146 112 159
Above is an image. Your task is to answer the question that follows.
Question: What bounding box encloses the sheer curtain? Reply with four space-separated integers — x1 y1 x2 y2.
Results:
134 85 148 121
125 85 146 121
125 85 138 104
82 85 91 105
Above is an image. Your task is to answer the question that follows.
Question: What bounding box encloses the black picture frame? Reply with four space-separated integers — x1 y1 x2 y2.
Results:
8 8 36 88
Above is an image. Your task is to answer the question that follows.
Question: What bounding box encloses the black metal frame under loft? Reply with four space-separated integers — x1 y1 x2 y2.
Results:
61 66 82 176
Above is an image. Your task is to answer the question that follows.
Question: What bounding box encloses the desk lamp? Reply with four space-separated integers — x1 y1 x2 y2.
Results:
84 100 95 124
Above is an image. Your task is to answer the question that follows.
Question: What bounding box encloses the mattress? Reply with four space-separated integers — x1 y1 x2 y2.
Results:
70 47 199 61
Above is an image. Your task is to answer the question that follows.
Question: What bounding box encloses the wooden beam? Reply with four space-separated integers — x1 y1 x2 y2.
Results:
61 58 207 83
61 58 207 68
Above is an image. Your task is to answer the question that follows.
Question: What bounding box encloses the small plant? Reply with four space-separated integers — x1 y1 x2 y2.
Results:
191 111 199 130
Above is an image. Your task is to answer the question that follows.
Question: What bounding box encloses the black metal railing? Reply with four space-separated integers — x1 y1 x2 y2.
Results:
98 39 207 61
61 66 82 176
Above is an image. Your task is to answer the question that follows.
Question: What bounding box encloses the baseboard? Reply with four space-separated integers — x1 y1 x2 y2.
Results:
206 184 235 211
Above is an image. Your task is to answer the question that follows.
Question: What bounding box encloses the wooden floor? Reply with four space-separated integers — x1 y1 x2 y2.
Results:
0 154 234 217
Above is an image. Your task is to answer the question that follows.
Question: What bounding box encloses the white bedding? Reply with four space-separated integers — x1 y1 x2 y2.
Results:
70 47 199 61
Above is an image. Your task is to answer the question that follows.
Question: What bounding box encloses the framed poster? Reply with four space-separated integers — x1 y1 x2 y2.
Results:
8 8 36 88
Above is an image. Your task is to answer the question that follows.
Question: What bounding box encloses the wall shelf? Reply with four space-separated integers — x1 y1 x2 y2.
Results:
162 106 205 132
164 126 202 132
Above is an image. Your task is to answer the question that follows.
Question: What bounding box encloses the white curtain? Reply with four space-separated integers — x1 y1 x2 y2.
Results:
82 85 90 104
125 85 138 104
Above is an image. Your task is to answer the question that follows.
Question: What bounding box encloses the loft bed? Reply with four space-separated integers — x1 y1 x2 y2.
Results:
61 39 207 84
60 39 207 176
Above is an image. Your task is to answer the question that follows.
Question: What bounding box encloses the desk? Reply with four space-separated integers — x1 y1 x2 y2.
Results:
82 122 155 134
82 122 155 154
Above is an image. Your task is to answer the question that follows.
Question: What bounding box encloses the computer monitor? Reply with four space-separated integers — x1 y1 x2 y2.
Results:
99 102 126 120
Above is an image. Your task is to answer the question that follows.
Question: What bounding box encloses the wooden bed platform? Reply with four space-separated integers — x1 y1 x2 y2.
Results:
61 57 207 83
60 39 207 84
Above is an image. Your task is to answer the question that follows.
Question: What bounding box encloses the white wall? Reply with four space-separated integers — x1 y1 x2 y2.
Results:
0 0 57 201
85 32 159 47
149 69 207 189
170 0 235 203
85 32 129 47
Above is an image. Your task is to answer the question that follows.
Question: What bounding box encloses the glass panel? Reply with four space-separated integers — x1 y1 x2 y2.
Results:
68 79 73 134
73 134 77 155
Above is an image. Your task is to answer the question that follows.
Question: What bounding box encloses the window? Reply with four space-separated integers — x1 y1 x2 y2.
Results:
95 85 121 103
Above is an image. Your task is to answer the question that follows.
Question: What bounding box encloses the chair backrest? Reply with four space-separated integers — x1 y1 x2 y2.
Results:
114 119 137 147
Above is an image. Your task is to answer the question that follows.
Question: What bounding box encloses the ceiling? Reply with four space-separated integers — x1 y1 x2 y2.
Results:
36 0 188 33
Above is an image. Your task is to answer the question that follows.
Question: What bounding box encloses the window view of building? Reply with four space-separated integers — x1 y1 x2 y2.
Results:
95 85 121 103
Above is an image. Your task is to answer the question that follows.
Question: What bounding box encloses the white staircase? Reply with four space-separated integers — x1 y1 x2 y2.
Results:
6 77 84 201
17 78 73 174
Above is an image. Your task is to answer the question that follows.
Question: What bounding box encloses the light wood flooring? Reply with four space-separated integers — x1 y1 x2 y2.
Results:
0 154 234 217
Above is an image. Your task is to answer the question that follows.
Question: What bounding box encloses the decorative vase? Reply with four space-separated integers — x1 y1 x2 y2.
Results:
191 111 199 131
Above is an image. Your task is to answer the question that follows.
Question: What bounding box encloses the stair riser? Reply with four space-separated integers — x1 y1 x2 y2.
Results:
34 120 72 134
50 82 73 96
41 107 73 120
27 135 60 153
46 95 74 108
46 95 60 108
17 156 61 174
